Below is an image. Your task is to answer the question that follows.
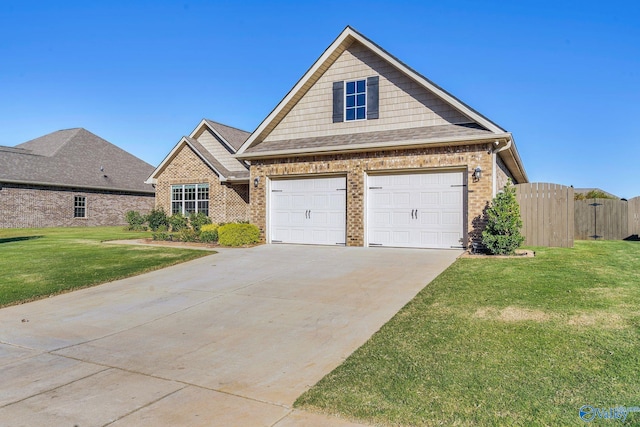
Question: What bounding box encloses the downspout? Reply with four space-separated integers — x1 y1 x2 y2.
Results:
491 138 512 197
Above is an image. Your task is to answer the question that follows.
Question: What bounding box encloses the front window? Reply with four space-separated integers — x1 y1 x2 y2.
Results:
345 79 366 121
171 184 209 216
74 196 86 218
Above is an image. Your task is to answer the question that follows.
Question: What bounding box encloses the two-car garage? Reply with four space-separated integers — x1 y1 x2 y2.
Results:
268 171 465 249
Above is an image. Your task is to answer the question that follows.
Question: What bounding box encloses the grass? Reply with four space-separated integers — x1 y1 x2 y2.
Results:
0 226 211 307
295 241 640 426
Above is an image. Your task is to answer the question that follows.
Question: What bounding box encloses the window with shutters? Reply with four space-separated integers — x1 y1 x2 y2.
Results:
345 79 366 121
333 76 379 123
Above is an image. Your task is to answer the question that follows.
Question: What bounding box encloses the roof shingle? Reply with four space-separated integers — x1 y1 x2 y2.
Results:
0 128 155 193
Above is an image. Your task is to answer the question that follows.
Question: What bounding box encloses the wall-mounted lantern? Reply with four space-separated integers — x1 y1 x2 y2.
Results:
473 167 482 181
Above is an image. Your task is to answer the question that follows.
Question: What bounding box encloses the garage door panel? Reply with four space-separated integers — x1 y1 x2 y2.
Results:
372 192 392 206
392 211 412 225
419 192 439 205
419 231 439 246
419 211 439 226
442 211 461 225
368 171 464 249
393 231 411 244
270 177 346 245
291 194 306 208
393 192 411 206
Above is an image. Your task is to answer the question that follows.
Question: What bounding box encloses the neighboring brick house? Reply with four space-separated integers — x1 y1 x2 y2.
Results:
234 26 528 248
145 119 251 224
0 128 155 228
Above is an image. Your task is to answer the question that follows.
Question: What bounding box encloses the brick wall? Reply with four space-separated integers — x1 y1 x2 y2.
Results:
496 154 515 191
0 183 154 228
154 144 249 223
250 143 494 247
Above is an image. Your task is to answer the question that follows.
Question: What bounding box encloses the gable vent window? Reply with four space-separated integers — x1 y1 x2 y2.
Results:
74 196 86 218
171 184 209 216
333 76 379 123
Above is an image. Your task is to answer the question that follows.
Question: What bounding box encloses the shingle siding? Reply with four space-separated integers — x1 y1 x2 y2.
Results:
0 184 154 228
262 40 472 144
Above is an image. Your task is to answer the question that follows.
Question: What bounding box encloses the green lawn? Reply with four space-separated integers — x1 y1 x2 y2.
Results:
295 241 640 426
0 226 210 307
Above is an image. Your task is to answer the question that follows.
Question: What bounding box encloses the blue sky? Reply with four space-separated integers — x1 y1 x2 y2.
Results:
1 1 639 198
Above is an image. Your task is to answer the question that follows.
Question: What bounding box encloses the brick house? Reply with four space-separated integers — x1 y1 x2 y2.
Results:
234 26 528 248
145 119 251 223
0 128 155 228
150 27 527 249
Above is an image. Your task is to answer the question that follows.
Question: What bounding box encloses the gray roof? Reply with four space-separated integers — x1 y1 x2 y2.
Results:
244 123 494 155
184 137 250 180
1 128 155 193
203 119 251 151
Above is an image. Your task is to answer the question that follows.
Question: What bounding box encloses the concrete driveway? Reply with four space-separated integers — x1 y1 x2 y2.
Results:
0 244 460 426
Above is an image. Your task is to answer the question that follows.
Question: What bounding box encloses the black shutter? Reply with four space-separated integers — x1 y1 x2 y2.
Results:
367 76 379 119
332 81 344 123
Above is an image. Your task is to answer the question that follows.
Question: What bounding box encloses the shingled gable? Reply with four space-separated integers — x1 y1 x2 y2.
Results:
0 128 154 194
235 26 526 183
146 119 250 185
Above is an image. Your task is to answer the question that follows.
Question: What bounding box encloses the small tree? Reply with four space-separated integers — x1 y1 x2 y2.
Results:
481 180 524 255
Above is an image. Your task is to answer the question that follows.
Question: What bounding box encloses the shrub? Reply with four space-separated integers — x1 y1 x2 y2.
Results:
125 210 146 231
218 223 260 247
146 208 169 231
199 223 219 243
178 228 198 242
152 226 172 241
189 212 212 232
481 180 525 255
168 213 188 232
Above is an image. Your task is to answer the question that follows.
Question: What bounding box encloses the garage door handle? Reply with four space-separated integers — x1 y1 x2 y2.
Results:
415 210 418 219
411 209 415 219
308 210 311 219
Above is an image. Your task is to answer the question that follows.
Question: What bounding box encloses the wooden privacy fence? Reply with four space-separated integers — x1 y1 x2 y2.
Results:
515 184 640 247
575 198 628 240
515 183 574 247
629 197 640 237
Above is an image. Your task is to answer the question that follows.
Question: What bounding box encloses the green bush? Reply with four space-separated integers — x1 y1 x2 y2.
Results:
146 208 169 231
218 223 260 247
178 228 199 242
125 210 146 231
168 213 188 232
481 180 525 255
199 223 219 243
189 212 212 232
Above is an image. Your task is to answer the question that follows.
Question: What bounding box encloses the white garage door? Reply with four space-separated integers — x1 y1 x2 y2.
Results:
367 171 465 249
270 177 346 245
